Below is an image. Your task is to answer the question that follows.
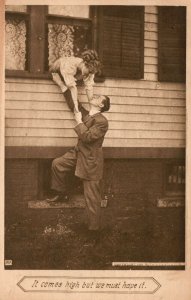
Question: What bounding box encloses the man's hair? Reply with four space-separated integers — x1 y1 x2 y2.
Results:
100 96 110 113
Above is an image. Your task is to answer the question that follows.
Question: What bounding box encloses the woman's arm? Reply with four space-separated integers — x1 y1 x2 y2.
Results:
52 73 67 93
83 74 94 103
85 88 93 103
69 86 79 112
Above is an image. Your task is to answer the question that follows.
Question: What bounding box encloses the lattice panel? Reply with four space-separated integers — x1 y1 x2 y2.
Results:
5 17 27 70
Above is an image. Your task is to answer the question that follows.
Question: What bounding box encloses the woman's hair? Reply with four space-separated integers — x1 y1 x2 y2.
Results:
100 95 110 113
81 49 102 74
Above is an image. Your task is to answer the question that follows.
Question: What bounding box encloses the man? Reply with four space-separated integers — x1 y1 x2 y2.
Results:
47 74 110 238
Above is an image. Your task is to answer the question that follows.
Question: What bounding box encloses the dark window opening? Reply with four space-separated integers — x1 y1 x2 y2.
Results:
158 6 186 83
37 160 83 199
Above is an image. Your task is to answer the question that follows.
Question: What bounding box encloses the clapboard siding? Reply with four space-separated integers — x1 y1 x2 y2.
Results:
144 6 158 82
144 31 157 41
144 64 157 73
6 77 185 90
144 73 158 81
145 6 157 14
145 12 158 24
5 137 185 148
6 109 185 123
6 82 185 99
145 22 157 32
5 93 185 106
5 119 185 131
6 128 184 140
144 40 157 49
6 101 185 115
145 56 158 66
5 6 186 150
144 48 157 57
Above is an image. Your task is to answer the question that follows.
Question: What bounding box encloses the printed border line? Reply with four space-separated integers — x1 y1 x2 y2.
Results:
112 262 185 266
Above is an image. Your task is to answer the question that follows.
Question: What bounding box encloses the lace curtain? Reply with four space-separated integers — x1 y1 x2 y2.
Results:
48 23 91 67
5 17 27 70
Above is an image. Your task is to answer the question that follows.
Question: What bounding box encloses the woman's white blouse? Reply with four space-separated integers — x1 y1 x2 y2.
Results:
57 56 95 92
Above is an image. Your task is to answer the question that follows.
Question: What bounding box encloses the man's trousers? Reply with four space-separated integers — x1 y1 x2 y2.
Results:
51 149 101 231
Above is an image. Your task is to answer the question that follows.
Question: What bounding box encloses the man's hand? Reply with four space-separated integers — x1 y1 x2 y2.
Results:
74 111 83 124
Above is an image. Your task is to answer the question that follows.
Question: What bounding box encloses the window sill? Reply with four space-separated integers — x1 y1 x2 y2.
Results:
5 70 106 83
5 70 52 80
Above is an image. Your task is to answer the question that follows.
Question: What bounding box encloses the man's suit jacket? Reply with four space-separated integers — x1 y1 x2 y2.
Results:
74 110 108 181
63 89 109 181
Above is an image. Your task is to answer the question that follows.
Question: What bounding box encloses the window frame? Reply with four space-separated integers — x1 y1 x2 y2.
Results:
5 6 49 79
46 14 93 71
5 5 144 81
5 5 93 79
5 10 30 77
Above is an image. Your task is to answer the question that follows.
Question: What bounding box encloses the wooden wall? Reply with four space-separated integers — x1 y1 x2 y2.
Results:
5 6 186 150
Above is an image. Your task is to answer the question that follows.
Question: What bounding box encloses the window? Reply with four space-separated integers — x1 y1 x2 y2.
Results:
47 15 92 69
5 6 48 77
92 6 144 79
5 5 92 78
158 6 186 82
5 9 28 71
5 5 144 80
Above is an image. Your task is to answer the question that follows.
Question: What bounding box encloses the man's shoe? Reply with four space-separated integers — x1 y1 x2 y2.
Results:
46 193 69 204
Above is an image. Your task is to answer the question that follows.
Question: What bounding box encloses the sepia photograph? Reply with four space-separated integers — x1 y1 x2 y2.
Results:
3 3 187 272
1 0 191 299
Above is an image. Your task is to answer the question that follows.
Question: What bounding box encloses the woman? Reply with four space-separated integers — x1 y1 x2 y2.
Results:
50 49 101 112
